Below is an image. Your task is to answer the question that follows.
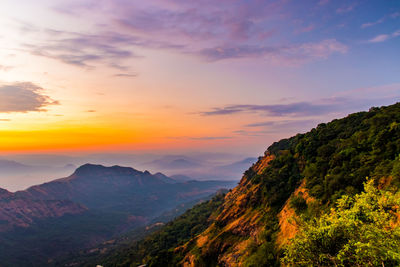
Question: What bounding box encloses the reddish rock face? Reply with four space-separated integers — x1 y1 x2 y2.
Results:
0 189 86 232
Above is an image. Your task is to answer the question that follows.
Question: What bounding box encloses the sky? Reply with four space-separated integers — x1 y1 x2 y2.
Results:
0 0 399 156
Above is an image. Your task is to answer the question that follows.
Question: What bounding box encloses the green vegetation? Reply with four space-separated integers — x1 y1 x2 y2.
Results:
77 103 400 266
85 193 226 266
283 179 400 266
289 193 307 213
266 104 400 204
0 211 130 267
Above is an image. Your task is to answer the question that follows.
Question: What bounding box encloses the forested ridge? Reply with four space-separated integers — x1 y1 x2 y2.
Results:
87 102 400 266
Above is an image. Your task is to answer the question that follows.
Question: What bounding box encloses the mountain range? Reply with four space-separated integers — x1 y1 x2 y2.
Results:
0 164 236 266
0 154 254 191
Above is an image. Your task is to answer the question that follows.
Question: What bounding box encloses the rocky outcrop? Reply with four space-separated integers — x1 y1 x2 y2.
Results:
179 155 275 266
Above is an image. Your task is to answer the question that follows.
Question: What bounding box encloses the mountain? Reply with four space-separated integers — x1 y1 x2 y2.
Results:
0 159 33 173
91 102 400 266
146 156 203 170
0 164 236 266
209 157 258 180
16 164 235 216
0 189 86 232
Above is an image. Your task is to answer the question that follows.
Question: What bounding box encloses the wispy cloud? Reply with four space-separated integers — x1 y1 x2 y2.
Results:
200 100 343 117
244 119 316 128
45 0 347 65
368 29 400 43
0 82 59 113
368 34 390 43
19 26 141 70
361 18 385 29
200 86 400 118
318 0 330 6
114 73 138 78
189 136 232 141
362 11 400 28
234 119 318 136
198 39 347 63
336 3 357 14
168 135 232 141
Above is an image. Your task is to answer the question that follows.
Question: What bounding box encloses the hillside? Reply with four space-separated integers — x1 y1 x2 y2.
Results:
0 189 86 232
94 102 400 266
0 164 236 266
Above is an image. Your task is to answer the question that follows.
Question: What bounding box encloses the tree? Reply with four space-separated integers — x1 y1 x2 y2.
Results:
282 179 400 267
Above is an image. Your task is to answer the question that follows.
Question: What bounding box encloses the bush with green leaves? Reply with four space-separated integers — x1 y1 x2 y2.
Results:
282 179 400 267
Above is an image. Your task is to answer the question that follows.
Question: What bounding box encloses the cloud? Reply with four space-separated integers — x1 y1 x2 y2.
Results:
114 73 138 78
168 135 232 141
362 11 400 28
20 27 142 70
200 100 343 117
233 119 318 136
189 136 232 141
361 18 385 29
368 34 390 43
46 0 347 65
244 119 316 128
368 29 400 43
0 82 59 113
0 119 11 121
200 86 400 118
199 39 347 63
318 0 330 6
336 4 357 14
390 12 400 19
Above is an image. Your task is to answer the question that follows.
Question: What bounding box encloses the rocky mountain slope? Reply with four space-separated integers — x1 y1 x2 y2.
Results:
93 102 400 266
0 188 85 232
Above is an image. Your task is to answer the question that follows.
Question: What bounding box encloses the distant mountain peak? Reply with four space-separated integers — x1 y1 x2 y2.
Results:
72 163 141 177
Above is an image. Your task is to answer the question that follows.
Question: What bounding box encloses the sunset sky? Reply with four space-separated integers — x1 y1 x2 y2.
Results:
0 0 399 155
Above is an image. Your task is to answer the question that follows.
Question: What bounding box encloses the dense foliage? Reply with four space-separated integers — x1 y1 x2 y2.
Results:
87 192 226 266
283 179 400 266
266 103 400 204
224 103 400 266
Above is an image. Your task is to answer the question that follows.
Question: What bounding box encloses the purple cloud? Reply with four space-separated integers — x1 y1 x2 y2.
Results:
114 73 138 78
244 120 317 128
201 89 400 118
201 101 342 117
21 30 141 70
234 119 318 136
45 0 348 65
0 82 59 113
